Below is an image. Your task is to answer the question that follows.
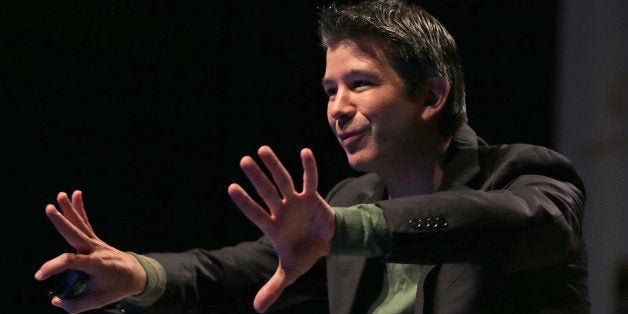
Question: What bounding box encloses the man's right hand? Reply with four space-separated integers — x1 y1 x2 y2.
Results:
34 191 147 314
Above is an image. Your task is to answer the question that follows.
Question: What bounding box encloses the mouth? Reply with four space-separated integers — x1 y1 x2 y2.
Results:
338 130 365 151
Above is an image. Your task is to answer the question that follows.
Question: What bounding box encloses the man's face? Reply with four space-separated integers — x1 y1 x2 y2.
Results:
322 40 431 174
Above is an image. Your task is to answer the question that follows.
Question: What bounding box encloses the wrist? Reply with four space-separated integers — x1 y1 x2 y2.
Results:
126 252 148 295
127 252 166 302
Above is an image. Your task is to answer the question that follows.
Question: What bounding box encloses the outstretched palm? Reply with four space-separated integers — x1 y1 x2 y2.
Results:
228 146 335 313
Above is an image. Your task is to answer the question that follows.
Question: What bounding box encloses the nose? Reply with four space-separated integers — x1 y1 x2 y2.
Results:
328 88 356 122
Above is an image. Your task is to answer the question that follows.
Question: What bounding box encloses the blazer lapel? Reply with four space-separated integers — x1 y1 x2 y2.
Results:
327 179 387 313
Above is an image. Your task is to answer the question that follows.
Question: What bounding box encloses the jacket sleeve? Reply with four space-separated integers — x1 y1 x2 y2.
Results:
114 236 326 313
377 145 585 271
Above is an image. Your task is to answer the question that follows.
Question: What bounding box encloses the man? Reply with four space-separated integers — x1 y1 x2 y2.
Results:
35 0 590 313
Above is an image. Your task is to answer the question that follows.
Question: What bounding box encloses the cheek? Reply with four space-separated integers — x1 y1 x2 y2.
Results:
326 105 333 122
373 104 420 136
326 106 336 131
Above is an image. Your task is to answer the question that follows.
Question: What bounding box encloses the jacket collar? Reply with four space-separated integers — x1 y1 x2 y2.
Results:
438 123 482 191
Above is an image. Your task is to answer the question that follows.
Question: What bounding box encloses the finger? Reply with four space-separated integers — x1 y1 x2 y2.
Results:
34 253 73 281
239 156 283 211
45 204 94 253
57 192 92 236
56 192 74 216
257 146 296 198
300 148 318 195
71 190 96 236
228 183 272 232
253 269 291 313
52 296 100 314
50 296 87 314
35 251 90 280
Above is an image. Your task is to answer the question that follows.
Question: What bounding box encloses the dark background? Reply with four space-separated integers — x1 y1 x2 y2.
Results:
3 1 558 312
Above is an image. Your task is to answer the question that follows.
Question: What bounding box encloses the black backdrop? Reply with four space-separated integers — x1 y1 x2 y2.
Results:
4 1 558 313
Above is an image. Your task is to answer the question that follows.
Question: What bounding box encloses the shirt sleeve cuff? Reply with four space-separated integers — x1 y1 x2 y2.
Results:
331 204 391 256
120 252 167 309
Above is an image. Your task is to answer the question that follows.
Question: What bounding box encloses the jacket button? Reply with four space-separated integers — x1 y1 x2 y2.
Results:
408 217 449 230
410 217 448 230
408 218 424 229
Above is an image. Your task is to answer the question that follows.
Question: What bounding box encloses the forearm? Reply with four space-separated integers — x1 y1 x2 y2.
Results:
114 237 326 313
145 240 278 312
378 177 585 269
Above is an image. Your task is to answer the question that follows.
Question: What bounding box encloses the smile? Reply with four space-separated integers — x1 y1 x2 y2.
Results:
339 131 365 152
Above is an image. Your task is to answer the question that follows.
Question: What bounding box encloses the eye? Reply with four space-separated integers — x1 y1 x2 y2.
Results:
351 80 372 89
324 87 337 98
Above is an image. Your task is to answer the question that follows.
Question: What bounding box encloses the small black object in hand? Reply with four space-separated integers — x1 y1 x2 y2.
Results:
49 269 89 300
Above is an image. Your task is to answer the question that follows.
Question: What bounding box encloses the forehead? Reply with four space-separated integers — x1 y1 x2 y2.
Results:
327 38 388 63
323 39 393 80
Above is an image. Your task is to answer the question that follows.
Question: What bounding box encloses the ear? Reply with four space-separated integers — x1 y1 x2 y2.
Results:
420 77 450 121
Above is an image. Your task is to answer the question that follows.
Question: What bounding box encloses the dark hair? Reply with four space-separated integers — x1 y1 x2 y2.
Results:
318 0 467 135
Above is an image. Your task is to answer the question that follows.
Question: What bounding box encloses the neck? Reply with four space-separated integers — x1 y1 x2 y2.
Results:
381 159 444 198
381 137 451 199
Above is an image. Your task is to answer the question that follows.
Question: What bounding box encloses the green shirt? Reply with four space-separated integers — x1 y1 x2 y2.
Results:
332 205 420 313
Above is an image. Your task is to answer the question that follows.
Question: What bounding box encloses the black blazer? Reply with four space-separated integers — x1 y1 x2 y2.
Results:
128 124 589 314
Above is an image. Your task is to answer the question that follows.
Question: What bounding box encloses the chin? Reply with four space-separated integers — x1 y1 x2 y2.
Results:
345 151 372 173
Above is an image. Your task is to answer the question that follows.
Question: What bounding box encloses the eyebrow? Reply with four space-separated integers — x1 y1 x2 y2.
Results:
321 69 381 87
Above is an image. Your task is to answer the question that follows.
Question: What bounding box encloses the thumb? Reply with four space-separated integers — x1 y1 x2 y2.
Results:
253 268 291 313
